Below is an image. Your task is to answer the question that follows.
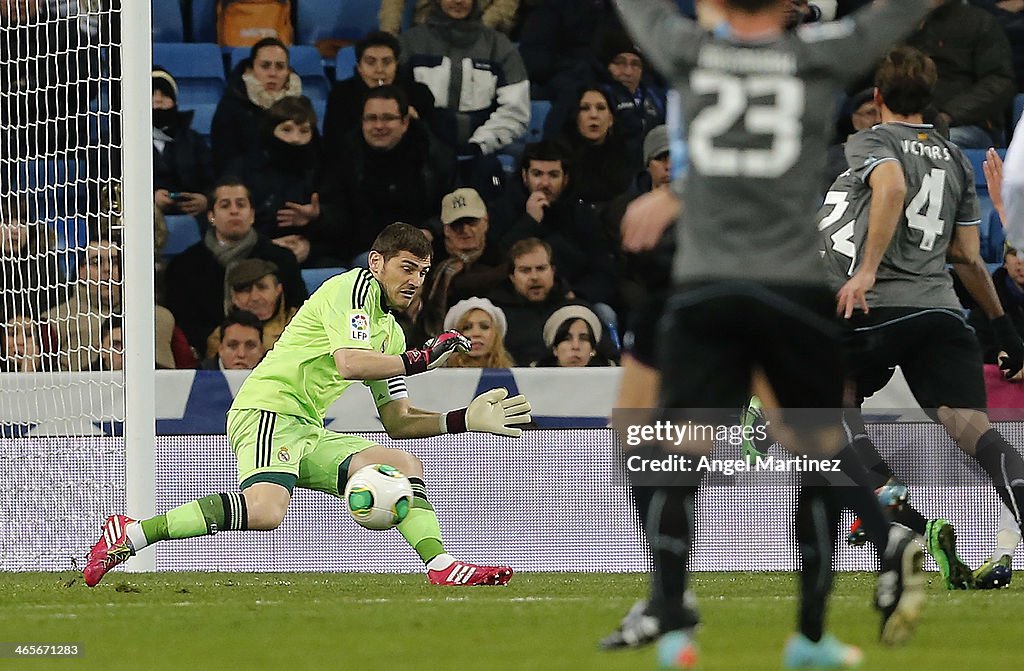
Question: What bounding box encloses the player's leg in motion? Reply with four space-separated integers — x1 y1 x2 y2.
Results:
974 504 1019 589
937 406 1024 578
840 407 974 589
344 445 512 586
758 288 924 650
84 483 282 587
785 481 863 669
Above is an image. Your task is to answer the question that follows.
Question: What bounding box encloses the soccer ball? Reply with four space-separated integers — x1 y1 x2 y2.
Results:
344 464 413 530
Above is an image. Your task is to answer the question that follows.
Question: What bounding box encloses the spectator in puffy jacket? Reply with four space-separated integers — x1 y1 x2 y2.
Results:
380 0 520 35
973 0 1024 90
400 0 530 156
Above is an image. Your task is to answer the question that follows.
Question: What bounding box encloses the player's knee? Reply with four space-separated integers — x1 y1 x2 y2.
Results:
246 501 287 530
396 451 423 477
242 487 289 530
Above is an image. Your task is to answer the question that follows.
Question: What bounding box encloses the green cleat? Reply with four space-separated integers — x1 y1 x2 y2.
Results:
925 519 973 590
973 555 1012 590
740 395 769 464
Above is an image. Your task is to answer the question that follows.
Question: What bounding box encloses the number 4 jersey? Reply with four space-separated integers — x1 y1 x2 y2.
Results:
612 0 932 286
818 122 981 310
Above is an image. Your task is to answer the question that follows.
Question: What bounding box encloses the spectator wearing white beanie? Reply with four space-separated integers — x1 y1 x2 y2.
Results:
442 297 515 368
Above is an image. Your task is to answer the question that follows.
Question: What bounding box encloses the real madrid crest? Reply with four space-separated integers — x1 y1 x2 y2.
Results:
277 447 290 463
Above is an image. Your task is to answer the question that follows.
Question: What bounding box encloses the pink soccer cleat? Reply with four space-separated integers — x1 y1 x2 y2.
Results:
427 558 513 586
83 514 136 587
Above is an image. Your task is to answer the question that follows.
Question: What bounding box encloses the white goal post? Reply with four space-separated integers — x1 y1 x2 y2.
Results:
121 0 156 572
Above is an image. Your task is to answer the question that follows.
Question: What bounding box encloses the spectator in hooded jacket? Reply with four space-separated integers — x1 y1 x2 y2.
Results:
152 68 213 219
225 96 332 268
400 0 530 157
211 38 303 173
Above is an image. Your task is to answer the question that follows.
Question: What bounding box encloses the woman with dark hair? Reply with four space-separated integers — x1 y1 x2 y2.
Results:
211 37 303 172
224 95 331 268
533 304 614 367
556 86 635 206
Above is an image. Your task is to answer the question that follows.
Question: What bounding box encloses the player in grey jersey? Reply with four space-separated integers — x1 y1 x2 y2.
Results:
607 0 940 668
819 46 1024 592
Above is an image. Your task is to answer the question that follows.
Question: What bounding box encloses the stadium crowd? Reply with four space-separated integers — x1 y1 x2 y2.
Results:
2 0 1024 377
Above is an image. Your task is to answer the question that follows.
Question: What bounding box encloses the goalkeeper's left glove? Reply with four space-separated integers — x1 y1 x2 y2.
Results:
993 315 1024 380
442 388 532 437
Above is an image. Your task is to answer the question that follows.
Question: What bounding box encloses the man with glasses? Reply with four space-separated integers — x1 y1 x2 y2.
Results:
318 85 454 267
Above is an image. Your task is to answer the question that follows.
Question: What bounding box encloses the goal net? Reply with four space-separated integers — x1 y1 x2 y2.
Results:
0 0 132 570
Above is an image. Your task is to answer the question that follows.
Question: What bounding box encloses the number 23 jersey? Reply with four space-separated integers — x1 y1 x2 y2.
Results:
818 122 981 310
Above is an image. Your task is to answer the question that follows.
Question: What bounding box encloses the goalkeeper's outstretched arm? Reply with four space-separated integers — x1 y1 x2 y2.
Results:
378 389 533 440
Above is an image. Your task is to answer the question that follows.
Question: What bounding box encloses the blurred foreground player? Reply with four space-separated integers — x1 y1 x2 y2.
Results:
819 51 1024 591
608 0 940 667
84 224 531 587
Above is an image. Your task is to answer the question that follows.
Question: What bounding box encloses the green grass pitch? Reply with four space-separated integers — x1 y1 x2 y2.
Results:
0 571 1019 670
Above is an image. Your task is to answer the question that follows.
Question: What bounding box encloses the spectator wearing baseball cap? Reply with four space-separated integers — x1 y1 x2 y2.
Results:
410 188 507 341
441 297 515 368
205 258 298 358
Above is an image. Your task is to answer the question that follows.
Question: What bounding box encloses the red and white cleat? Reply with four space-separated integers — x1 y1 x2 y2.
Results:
83 514 136 587
427 557 513 586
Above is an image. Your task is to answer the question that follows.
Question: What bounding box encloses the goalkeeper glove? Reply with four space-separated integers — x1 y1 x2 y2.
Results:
401 330 471 375
443 388 532 437
993 315 1024 380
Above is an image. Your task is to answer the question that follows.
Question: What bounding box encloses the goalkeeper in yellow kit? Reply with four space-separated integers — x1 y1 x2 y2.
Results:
85 222 532 586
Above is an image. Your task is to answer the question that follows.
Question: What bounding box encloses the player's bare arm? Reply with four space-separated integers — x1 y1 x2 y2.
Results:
837 161 906 318
621 188 682 253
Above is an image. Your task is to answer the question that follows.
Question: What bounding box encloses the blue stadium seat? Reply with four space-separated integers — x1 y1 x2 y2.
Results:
527 100 551 144
153 43 227 108
230 44 330 103
52 216 90 281
297 0 382 45
13 160 85 218
964 147 1006 187
335 46 357 82
497 153 517 177
163 215 202 258
982 209 1007 263
152 0 185 43
301 267 345 294
186 102 218 138
190 0 218 43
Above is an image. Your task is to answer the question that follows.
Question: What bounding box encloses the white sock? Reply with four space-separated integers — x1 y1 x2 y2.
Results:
125 521 148 553
994 504 1022 560
426 553 454 572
